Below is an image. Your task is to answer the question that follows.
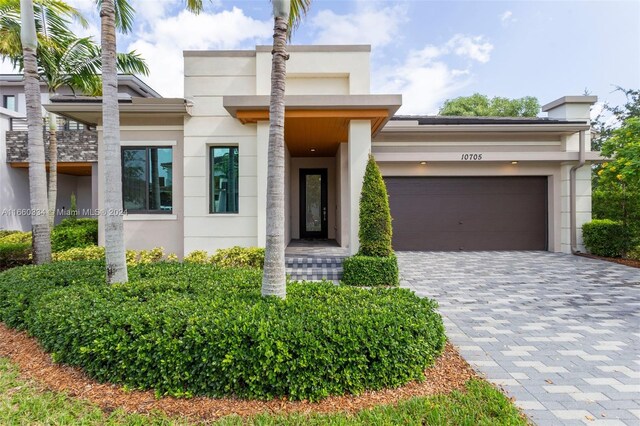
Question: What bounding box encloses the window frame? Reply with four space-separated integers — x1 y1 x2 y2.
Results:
121 146 173 214
209 145 239 215
3 95 16 111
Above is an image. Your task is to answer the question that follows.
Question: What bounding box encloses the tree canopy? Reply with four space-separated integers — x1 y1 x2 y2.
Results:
439 93 540 117
0 0 148 95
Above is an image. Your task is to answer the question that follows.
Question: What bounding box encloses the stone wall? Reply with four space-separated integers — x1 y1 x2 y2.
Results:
5 130 98 163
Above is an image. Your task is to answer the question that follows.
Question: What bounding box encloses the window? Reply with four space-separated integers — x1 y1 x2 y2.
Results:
210 146 238 213
3 95 16 111
122 147 172 213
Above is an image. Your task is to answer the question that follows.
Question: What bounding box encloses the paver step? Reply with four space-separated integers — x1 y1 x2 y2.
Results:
285 254 345 281
287 267 343 282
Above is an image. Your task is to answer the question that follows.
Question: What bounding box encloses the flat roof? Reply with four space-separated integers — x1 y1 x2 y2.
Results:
184 44 371 57
390 115 587 125
0 74 161 98
44 97 191 125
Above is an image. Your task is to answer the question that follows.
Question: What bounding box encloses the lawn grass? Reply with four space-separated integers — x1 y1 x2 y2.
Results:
0 357 527 426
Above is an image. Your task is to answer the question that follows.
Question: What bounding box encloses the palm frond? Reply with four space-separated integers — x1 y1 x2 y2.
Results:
288 0 311 32
95 0 135 33
184 0 203 14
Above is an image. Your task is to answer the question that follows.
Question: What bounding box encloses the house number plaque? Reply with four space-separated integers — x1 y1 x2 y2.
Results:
460 153 483 161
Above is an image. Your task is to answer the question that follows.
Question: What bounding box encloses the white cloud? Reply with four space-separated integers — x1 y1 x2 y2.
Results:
310 2 407 49
374 35 493 114
127 7 271 97
500 10 515 24
446 35 493 63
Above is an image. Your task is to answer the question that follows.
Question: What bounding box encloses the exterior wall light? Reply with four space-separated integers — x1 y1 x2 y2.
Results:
511 161 518 165
420 161 427 165
310 148 316 152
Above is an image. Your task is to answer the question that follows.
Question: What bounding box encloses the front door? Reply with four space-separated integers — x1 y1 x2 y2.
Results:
300 169 328 239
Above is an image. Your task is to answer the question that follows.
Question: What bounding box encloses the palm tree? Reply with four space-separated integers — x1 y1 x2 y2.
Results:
99 0 201 284
261 0 310 298
2 0 147 229
19 0 51 263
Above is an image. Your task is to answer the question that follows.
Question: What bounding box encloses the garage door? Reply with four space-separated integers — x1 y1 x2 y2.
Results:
385 176 548 251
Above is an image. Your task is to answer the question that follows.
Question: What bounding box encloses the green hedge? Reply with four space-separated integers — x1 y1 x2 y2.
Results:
51 219 98 252
592 188 640 247
0 232 32 269
583 219 629 257
0 262 445 401
342 254 399 286
358 156 393 257
0 242 31 269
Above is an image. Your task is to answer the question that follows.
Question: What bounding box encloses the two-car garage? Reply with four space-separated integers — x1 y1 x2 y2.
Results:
384 176 548 251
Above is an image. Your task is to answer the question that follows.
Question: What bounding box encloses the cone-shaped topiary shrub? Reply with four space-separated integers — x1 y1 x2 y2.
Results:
358 155 393 257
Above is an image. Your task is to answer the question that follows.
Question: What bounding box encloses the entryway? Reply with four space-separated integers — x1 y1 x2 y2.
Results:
299 169 328 239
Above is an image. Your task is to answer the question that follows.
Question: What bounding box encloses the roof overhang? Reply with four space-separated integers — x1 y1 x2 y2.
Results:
381 122 590 135
43 98 192 126
373 151 605 163
10 161 93 176
224 94 401 156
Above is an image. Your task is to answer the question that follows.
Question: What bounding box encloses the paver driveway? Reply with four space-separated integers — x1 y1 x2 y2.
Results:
398 252 640 426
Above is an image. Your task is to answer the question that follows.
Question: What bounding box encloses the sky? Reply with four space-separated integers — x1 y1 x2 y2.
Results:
3 0 638 115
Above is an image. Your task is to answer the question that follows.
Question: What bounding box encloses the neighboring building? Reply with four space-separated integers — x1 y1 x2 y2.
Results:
0 75 160 230
5 46 601 255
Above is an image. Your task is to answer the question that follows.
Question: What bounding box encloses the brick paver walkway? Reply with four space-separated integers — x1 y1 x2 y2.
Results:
398 252 640 426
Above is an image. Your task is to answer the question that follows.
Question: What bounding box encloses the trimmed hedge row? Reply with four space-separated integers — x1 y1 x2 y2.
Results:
582 219 629 257
0 261 445 401
342 254 399 286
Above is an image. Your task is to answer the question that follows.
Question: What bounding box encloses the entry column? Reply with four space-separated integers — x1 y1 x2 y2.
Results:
348 120 371 255
256 121 269 247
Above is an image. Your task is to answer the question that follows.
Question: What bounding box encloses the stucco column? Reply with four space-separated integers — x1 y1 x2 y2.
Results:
560 162 591 253
348 120 371 255
256 121 269 247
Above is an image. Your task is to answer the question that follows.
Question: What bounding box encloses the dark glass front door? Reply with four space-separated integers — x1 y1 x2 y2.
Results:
300 169 328 239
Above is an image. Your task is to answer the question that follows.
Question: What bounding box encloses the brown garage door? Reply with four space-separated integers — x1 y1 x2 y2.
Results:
385 176 548 251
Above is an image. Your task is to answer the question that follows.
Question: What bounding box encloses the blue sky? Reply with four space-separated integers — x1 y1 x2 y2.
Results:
5 0 637 115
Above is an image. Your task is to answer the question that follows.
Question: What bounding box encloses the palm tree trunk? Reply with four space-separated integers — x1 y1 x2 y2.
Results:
261 16 288 298
100 0 128 284
47 112 57 228
20 0 51 264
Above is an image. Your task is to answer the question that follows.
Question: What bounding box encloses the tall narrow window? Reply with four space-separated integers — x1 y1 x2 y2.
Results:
122 147 172 213
210 146 239 213
3 95 16 111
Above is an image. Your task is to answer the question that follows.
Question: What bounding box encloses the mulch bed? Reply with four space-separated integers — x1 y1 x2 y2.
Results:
576 253 640 269
0 323 477 422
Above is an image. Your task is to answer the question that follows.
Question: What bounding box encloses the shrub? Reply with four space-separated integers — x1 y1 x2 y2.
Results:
0 242 31 269
627 246 640 261
52 245 105 261
0 262 445 401
211 246 264 268
51 219 98 252
0 232 32 269
0 230 20 239
183 250 210 264
358 155 393 257
582 219 629 257
593 187 640 246
0 231 31 244
53 245 174 265
342 254 399 286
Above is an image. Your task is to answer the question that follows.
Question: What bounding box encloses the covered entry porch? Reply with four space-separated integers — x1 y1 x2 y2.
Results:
224 94 401 255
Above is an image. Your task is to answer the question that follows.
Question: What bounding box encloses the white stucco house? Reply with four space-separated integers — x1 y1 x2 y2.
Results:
2 45 601 256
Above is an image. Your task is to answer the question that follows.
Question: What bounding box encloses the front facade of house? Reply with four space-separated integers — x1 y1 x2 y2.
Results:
5 45 600 255
0 75 160 230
